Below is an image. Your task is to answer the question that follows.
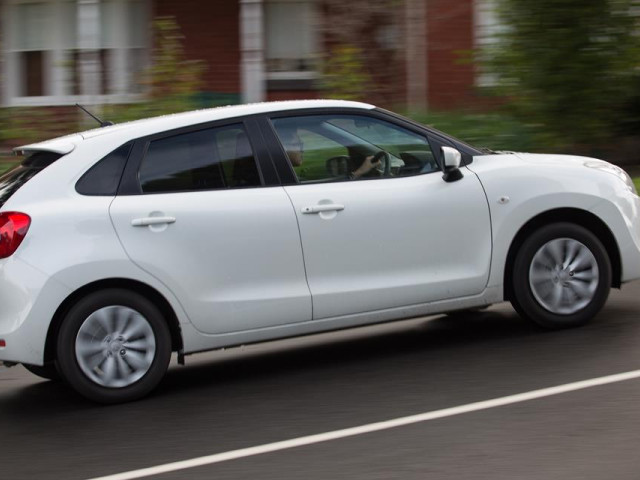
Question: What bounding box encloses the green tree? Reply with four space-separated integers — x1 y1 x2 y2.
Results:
481 0 640 150
320 0 404 105
321 45 372 101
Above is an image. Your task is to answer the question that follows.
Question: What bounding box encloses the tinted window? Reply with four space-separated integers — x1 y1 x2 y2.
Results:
271 115 438 184
139 125 261 194
0 151 63 208
76 143 132 196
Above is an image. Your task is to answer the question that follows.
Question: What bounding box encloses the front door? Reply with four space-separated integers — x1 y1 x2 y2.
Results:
269 113 492 319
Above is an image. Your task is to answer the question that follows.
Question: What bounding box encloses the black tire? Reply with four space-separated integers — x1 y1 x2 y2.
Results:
23 362 61 381
510 222 611 329
56 289 172 404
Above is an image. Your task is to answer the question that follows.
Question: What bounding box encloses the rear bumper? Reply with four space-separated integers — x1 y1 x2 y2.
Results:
0 256 71 365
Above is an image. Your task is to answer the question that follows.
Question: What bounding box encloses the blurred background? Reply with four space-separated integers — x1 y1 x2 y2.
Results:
0 0 639 178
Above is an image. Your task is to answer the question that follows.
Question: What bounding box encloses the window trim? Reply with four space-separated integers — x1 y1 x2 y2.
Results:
116 107 481 195
118 115 279 196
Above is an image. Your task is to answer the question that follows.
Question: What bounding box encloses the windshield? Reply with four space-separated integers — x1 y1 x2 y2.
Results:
0 151 62 209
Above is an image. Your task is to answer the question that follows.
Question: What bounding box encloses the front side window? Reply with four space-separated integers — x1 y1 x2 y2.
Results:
271 115 438 184
139 124 261 194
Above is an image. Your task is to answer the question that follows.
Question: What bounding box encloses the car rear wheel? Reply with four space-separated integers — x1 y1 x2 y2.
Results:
56 289 172 403
510 222 611 329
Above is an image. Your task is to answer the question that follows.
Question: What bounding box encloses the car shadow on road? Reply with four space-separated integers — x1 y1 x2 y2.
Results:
127 301 640 399
160 307 585 400
0 302 635 413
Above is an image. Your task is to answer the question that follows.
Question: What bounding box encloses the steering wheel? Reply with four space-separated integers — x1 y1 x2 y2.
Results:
372 150 391 177
326 155 351 177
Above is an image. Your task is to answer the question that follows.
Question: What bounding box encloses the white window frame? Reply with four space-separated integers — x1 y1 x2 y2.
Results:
474 0 502 88
264 0 319 81
1 0 150 107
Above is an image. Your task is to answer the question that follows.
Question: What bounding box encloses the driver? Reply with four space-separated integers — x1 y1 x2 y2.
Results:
280 128 382 180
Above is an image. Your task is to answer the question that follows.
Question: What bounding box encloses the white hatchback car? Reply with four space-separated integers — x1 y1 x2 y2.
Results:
1 100 639 403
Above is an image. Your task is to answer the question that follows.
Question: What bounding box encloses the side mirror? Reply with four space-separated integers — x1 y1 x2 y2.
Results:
441 146 464 182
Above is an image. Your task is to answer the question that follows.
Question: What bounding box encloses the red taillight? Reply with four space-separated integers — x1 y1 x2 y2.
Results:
0 212 31 259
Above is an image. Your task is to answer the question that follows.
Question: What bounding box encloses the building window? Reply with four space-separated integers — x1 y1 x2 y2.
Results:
474 0 501 87
13 2 50 97
265 0 318 79
2 0 150 106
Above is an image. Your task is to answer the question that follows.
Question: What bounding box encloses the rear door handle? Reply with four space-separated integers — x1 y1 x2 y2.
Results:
131 216 176 226
301 204 345 214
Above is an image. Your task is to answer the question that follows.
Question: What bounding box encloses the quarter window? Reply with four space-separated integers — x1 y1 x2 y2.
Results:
76 143 132 196
271 115 438 184
139 124 261 193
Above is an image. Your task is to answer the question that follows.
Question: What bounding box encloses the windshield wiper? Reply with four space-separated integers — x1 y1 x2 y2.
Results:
478 146 497 154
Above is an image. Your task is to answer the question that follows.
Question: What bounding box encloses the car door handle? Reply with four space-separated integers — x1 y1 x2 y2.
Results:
301 204 345 214
131 216 176 226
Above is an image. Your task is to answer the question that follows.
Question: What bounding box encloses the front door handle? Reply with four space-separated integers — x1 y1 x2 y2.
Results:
301 204 345 214
131 216 176 227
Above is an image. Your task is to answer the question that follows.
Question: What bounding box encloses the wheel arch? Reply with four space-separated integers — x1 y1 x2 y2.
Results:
503 208 622 300
44 278 183 364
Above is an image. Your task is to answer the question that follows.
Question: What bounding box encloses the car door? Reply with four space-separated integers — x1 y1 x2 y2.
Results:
265 112 492 320
109 119 312 334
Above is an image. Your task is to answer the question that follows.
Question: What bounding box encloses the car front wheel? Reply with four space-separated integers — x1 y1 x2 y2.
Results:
510 222 611 329
56 289 172 403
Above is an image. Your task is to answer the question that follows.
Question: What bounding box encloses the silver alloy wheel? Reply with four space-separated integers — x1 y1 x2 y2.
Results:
528 238 599 315
75 306 156 388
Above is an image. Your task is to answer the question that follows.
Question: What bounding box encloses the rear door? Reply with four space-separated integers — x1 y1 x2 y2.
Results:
109 119 312 334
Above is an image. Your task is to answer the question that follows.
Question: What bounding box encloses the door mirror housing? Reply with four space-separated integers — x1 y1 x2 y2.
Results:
441 146 463 182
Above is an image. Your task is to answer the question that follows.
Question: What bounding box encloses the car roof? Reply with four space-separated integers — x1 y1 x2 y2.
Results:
15 100 375 155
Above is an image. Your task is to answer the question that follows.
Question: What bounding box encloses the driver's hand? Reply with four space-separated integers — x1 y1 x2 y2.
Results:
353 155 381 178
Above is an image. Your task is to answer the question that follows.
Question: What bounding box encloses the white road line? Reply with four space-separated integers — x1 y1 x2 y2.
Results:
88 368 640 480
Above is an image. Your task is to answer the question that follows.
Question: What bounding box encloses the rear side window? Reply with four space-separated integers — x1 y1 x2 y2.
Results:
138 124 261 194
0 151 62 208
76 143 132 196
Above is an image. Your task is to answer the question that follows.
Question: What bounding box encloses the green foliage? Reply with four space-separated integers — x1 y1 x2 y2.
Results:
1 107 78 147
408 110 541 152
103 16 206 123
321 45 373 102
481 0 640 148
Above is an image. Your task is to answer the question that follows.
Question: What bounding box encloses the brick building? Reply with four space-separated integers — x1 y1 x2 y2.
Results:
0 0 496 111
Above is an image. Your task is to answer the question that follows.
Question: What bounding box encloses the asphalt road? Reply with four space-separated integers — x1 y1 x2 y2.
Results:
1 282 640 480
